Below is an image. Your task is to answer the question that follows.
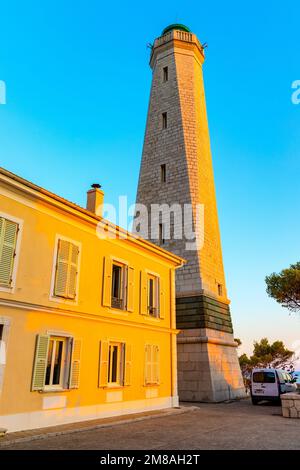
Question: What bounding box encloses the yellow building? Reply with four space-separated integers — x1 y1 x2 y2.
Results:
0 167 184 432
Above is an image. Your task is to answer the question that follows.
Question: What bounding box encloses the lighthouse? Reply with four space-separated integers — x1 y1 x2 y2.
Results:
135 24 245 401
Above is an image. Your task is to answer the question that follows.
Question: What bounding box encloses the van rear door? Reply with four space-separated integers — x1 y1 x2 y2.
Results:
252 371 278 397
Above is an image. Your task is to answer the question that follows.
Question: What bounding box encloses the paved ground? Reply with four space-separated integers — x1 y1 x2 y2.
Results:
2 399 300 450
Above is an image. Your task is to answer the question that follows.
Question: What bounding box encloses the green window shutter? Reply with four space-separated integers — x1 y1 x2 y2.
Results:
98 340 109 387
67 244 80 299
0 218 18 287
32 335 49 391
54 240 79 299
144 344 152 385
124 343 132 386
54 240 70 297
140 271 148 315
158 277 165 319
126 266 134 312
153 345 160 384
102 257 112 307
69 338 82 389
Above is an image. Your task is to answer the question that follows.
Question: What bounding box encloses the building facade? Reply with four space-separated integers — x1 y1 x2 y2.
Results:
0 167 183 432
135 25 245 401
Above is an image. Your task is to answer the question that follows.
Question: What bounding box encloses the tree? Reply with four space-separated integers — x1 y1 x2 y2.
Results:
238 338 294 374
265 262 300 312
251 338 293 368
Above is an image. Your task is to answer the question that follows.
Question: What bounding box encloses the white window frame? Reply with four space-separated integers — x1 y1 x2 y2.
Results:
0 316 11 394
109 256 129 312
45 331 74 391
107 341 123 386
0 212 23 294
111 261 127 311
44 336 68 391
146 270 160 319
49 234 82 305
107 338 126 388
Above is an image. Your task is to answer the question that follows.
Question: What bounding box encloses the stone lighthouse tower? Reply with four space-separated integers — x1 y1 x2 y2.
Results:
135 24 245 401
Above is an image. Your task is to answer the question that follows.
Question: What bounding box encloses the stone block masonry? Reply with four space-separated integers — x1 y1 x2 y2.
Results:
135 25 245 402
282 393 300 418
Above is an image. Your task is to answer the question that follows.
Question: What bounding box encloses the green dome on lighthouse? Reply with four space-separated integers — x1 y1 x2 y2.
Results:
162 24 191 35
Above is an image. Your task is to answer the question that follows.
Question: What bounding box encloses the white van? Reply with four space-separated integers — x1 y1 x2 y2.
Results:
251 368 297 405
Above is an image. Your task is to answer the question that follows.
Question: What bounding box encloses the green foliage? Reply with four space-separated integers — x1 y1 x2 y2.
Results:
239 353 250 367
265 262 300 312
239 338 294 373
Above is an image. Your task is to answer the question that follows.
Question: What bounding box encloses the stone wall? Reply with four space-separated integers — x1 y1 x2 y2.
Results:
177 328 245 402
281 393 300 418
176 294 233 332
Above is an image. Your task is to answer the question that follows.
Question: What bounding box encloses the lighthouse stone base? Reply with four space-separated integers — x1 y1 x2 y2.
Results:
176 295 246 402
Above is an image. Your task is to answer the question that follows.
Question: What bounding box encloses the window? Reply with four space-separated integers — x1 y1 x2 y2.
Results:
0 217 19 288
218 283 223 296
159 223 165 244
53 239 80 300
0 324 5 367
103 257 134 312
253 371 275 384
140 271 165 319
162 112 167 130
111 263 125 309
147 274 159 317
108 342 122 385
32 335 81 391
99 340 132 387
45 337 66 389
163 66 168 82
160 164 166 183
145 344 160 385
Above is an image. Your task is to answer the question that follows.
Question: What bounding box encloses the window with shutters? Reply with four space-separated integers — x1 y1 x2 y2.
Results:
45 336 67 390
147 274 159 318
103 258 134 312
111 262 125 310
0 216 19 289
99 340 131 388
52 237 80 301
145 344 160 385
108 342 122 385
0 319 10 392
32 334 81 391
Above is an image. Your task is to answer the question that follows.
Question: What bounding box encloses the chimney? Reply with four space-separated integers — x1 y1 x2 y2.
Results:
86 184 104 217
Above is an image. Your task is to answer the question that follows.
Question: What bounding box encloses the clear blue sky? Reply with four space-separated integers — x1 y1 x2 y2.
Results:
1 0 300 356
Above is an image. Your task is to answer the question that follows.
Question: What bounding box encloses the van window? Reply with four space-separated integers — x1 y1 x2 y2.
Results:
253 371 275 383
276 371 285 383
284 373 292 383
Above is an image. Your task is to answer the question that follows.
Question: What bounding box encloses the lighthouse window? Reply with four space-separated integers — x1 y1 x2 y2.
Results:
163 66 168 82
160 164 166 183
159 223 165 244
